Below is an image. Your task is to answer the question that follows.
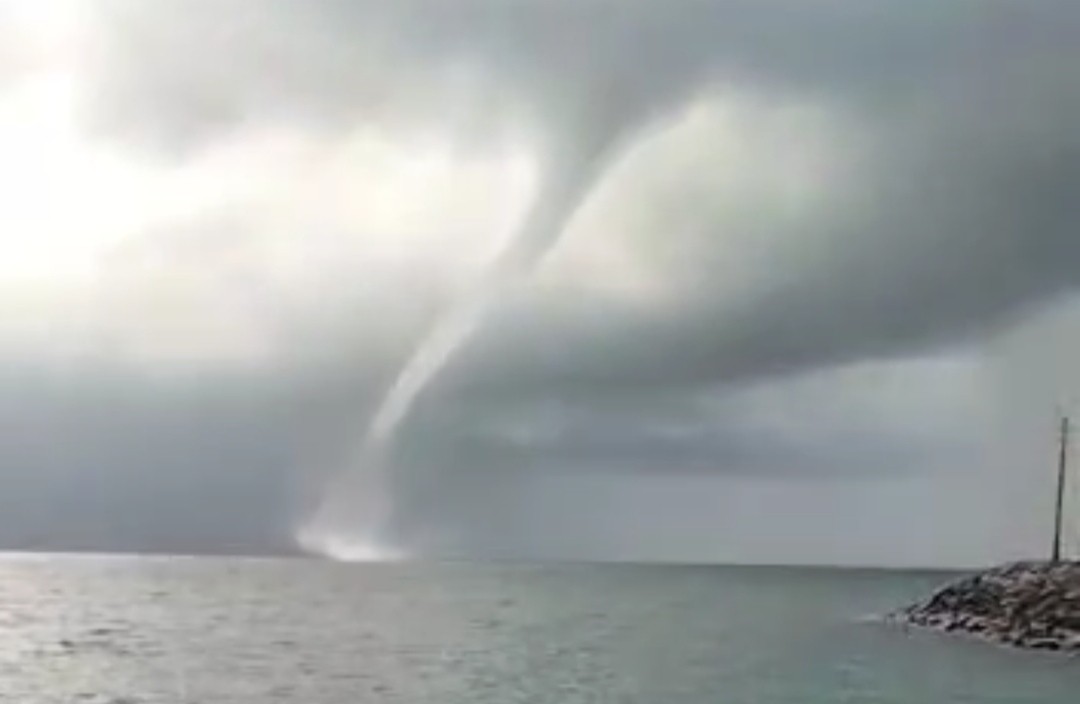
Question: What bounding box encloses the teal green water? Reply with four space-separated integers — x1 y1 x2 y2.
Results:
0 556 1077 702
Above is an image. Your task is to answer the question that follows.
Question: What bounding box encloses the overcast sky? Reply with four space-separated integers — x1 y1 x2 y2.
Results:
1 0 1079 566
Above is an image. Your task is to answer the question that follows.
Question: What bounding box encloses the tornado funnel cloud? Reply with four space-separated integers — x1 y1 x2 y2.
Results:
366 299 490 449
299 125 624 559
367 128 622 449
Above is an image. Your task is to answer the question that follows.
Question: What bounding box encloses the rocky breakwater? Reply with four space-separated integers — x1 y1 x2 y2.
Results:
896 561 1080 651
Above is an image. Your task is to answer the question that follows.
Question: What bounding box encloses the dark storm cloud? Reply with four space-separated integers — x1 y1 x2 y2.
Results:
82 0 1080 396
84 0 1071 149
0 367 290 553
4 0 1080 560
397 391 964 478
454 102 1080 398
0 358 415 554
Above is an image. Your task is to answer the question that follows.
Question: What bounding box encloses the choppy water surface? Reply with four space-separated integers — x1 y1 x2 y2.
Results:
0 555 1078 703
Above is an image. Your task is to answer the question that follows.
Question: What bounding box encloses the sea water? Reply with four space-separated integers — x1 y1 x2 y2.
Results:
0 555 1077 703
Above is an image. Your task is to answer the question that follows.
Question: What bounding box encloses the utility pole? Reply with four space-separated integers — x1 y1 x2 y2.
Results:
1052 416 1070 563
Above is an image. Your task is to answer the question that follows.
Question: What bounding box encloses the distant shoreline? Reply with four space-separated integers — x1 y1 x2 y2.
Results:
894 562 1080 652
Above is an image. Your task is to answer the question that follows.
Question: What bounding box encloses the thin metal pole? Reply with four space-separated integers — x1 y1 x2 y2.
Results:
1052 416 1069 563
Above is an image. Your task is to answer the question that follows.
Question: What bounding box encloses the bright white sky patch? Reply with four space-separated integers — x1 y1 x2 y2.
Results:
0 72 157 284
0 0 853 375
0 0 540 368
